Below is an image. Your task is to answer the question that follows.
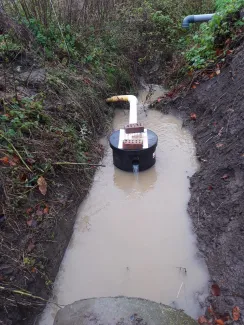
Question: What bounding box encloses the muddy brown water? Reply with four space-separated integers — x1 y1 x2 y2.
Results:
39 86 209 324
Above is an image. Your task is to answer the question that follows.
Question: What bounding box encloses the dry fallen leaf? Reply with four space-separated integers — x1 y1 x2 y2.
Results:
9 160 17 166
216 48 223 56
226 49 233 55
26 219 32 227
43 206 49 214
208 306 215 316
221 174 229 180
26 208 33 215
83 78 91 85
19 173 28 182
26 157 36 165
211 284 221 296
12 155 20 164
27 219 37 228
232 306 240 321
8 155 19 166
225 38 231 45
37 176 47 195
36 209 44 216
216 143 224 148
0 156 9 165
198 315 208 324
221 314 230 322
166 91 174 98
27 242 35 252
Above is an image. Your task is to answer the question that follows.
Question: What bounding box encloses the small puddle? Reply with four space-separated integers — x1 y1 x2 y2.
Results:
39 86 209 324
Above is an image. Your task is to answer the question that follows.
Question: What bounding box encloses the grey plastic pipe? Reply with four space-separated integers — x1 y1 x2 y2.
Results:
182 14 215 28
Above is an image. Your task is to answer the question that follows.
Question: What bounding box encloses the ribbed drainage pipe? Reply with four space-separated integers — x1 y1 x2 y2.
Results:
182 14 215 28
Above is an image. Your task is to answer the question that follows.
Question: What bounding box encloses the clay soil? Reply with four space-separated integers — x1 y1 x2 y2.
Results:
159 42 244 323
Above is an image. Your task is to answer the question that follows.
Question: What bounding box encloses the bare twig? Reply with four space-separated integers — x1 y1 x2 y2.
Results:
205 135 214 144
54 161 105 167
176 282 184 299
0 286 63 308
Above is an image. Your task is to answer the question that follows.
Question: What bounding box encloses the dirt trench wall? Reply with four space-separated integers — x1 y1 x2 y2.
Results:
0 52 112 325
160 43 244 316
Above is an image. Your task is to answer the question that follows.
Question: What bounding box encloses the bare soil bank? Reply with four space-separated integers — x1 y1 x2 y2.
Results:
159 42 244 323
0 53 109 325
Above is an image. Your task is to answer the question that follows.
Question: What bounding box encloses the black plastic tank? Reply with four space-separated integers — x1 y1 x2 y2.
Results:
109 129 158 172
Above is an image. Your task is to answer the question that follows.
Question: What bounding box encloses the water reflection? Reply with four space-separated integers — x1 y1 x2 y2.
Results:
113 165 157 195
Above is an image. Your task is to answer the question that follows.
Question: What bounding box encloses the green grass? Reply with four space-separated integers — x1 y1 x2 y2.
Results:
182 0 244 70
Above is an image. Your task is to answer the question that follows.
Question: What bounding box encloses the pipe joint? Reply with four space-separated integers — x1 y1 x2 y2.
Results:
182 13 215 28
106 95 138 124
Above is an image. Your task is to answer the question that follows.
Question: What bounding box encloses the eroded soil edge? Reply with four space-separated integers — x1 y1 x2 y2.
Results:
159 42 244 321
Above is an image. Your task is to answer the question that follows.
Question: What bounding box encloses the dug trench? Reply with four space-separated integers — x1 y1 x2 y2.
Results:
157 41 244 322
1 25 244 325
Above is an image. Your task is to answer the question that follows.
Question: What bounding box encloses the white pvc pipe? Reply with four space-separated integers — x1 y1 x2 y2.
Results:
127 95 138 124
106 95 138 125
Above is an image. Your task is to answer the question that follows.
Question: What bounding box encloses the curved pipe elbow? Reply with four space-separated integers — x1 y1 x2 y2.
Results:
106 95 138 124
182 13 215 28
127 96 138 124
106 95 137 104
182 15 194 28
